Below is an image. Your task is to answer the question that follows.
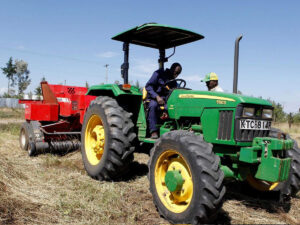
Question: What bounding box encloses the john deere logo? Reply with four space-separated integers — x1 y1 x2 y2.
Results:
216 100 226 105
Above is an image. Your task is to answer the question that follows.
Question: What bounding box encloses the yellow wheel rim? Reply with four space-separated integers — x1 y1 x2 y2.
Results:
246 175 279 191
154 149 193 213
85 114 105 166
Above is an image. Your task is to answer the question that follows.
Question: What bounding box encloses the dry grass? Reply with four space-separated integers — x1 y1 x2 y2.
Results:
0 123 21 135
1 112 300 224
0 132 164 225
0 108 24 119
273 122 300 143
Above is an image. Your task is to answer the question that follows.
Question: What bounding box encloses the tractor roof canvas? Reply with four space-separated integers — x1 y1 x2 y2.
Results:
112 23 204 49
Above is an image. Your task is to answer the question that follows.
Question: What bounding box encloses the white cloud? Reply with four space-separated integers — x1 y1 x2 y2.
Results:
0 87 7 95
183 74 201 82
16 45 25 50
130 58 157 78
96 51 119 58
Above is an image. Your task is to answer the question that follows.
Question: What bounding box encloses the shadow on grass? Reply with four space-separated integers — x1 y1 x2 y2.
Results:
117 161 149 182
224 180 292 213
215 209 232 224
36 147 149 182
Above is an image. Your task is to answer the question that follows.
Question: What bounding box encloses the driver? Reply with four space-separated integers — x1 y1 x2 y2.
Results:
145 63 182 139
201 72 224 92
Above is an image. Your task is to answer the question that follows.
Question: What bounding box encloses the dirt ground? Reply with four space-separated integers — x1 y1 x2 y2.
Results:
1 108 300 224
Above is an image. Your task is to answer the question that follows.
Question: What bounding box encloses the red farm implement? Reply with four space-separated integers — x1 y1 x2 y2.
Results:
19 81 96 156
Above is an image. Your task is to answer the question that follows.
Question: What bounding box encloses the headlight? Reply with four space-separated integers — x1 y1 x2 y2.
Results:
242 107 255 117
262 109 273 119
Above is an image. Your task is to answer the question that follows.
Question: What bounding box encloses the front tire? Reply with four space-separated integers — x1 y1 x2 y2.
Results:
148 131 225 224
81 96 136 181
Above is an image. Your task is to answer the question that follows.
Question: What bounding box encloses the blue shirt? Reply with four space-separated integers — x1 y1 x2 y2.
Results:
145 68 177 99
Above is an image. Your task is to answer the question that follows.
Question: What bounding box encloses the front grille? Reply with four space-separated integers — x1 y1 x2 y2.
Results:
218 110 233 140
234 120 270 142
234 103 273 142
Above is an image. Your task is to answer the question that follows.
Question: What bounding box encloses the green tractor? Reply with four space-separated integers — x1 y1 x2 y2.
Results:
81 23 300 224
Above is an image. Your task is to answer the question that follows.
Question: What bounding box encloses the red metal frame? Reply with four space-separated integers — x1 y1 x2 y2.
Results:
19 82 96 130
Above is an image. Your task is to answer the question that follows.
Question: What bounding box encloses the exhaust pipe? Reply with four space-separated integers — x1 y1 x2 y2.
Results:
233 35 243 94
121 42 129 84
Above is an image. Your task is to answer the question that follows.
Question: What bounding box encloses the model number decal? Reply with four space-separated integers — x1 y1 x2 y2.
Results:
216 100 226 104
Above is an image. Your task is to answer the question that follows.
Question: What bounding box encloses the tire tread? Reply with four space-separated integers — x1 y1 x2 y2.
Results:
148 130 225 224
81 96 136 180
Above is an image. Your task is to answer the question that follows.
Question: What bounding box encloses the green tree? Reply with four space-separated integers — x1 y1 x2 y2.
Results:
1 57 16 97
15 59 31 97
85 81 89 89
34 86 42 98
270 101 286 122
34 76 46 98
293 113 300 123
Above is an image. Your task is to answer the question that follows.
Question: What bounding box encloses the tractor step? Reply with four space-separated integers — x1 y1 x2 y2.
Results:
143 138 157 144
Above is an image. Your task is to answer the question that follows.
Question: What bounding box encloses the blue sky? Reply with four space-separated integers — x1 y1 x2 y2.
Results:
0 0 299 112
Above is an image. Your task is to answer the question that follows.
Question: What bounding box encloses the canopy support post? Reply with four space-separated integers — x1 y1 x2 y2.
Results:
158 48 167 70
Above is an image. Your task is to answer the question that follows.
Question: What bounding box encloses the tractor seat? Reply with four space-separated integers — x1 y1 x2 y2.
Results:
142 87 165 111
142 87 148 101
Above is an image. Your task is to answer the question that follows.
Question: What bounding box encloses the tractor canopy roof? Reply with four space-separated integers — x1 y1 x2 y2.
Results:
112 23 204 49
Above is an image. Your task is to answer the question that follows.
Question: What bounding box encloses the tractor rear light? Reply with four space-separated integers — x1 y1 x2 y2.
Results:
122 84 131 91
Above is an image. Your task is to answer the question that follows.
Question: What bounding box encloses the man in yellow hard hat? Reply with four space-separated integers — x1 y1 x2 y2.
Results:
201 72 224 92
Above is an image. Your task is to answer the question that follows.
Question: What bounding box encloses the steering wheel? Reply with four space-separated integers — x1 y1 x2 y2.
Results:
164 79 186 89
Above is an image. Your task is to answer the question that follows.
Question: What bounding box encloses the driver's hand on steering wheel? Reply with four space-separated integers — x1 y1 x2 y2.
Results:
156 96 165 105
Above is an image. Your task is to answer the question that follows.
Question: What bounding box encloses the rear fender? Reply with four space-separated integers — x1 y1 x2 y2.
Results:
84 84 143 125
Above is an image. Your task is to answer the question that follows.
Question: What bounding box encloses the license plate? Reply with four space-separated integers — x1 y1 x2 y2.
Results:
240 119 271 130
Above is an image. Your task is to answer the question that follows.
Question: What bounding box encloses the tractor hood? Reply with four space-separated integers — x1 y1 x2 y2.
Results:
167 89 272 119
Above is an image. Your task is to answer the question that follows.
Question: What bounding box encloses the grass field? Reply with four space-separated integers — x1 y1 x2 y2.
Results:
0 107 300 225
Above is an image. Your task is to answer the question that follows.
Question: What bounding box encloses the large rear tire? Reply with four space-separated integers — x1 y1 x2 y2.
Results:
81 96 136 181
148 131 225 224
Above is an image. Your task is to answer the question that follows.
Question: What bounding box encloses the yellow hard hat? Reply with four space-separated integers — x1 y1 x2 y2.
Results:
201 72 218 82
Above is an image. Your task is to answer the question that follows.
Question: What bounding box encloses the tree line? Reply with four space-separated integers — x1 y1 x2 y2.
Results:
270 100 300 124
1 57 31 98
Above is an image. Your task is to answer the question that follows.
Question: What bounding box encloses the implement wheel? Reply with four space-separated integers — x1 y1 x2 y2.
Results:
19 122 30 150
81 96 136 180
19 122 37 157
148 131 225 224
